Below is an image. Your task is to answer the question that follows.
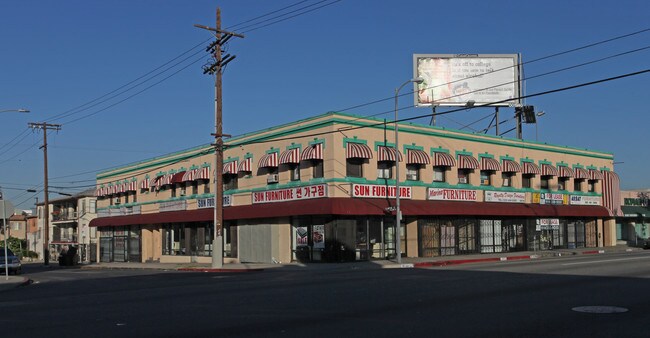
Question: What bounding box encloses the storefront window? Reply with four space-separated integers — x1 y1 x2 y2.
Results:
162 223 213 256
522 174 533 188
558 177 568 191
203 180 210 194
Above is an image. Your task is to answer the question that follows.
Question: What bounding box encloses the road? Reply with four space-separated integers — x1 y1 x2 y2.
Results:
2 251 650 337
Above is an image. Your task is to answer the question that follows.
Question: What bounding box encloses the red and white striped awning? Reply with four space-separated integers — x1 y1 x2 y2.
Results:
346 142 373 159
182 169 196 182
540 163 558 176
522 162 541 175
223 161 238 174
480 157 501 171
158 174 173 187
377 146 402 162
238 158 252 172
140 178 150 190
574 167 589 179
406 149 430 165
501 159 521 173
300 143 323 161
602 171 622 216
431 152 456 167
279 148 300 164
258 152 279 168
196 167 210 180
457 154 479 169
94 187 102 197
149 175 161 188
128 180 138 192
588 168 603 180
557 166 574 178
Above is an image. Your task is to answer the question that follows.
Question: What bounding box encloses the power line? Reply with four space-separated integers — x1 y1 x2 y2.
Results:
239 0 342 33
226 68 650 147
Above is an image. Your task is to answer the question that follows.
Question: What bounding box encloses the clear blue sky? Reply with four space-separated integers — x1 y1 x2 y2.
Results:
1 0 648 209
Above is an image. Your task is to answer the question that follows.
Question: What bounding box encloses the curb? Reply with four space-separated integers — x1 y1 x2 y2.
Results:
177 267 264 273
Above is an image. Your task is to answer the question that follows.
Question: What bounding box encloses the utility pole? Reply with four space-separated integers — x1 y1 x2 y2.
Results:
195 8 244 268
28 122 61 266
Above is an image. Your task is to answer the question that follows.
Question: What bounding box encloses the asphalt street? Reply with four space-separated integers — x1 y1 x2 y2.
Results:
2 251 649 338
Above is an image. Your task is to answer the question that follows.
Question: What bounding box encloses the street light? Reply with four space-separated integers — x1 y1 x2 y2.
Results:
535 111 546 141
0 109 30 113
394 77 423 265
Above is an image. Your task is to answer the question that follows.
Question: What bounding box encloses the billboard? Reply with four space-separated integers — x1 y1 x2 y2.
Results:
413 54 520 107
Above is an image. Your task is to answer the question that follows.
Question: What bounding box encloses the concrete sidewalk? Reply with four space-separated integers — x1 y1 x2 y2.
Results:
1 245 643 291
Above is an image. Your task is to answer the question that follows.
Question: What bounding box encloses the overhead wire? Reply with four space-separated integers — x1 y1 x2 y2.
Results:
4 21 647 194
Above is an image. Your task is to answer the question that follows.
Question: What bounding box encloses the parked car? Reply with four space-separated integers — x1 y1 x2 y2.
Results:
0 248 22 275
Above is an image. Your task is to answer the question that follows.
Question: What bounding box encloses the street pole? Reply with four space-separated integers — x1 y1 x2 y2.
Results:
394 78 423 264
28 122 61 265
195 8 244 268
2 193 8 280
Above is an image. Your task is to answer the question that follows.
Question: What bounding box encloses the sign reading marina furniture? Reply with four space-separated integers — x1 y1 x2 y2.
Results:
427 188 477 201
252 184 327 204
484 191 525 203
352 184 412 199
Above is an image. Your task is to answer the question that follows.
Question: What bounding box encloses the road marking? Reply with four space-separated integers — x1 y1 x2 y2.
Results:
561 256 650 266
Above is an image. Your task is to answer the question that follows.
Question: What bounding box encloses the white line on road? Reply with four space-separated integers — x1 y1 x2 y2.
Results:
561 256 650 266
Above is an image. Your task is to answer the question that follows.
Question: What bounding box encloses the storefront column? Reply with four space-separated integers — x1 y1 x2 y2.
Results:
406 218 418 258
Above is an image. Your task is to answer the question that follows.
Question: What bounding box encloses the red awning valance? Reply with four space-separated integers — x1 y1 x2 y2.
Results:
90 198 611 227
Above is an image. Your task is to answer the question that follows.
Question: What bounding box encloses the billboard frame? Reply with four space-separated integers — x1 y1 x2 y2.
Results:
413 53 521 108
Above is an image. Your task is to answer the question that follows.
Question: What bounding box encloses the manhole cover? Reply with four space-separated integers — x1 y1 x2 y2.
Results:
572 306 628 314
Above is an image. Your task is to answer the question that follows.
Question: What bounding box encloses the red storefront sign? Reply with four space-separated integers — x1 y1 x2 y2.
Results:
252 184 327 204
351 184 412 199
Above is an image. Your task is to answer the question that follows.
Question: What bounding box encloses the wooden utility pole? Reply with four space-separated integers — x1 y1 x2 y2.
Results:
195 8 243 268
28 122 61 266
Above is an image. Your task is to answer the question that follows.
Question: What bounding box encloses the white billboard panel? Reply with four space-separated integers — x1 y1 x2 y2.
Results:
414 54 520 107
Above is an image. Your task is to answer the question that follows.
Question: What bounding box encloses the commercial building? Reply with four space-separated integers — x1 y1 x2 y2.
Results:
617 190 649 246
90 112 621 264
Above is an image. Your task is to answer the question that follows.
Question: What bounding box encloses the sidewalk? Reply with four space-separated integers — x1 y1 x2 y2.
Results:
1 245 643 291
